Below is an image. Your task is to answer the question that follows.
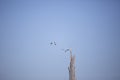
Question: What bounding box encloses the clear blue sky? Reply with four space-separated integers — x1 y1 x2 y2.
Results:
0 0 120 80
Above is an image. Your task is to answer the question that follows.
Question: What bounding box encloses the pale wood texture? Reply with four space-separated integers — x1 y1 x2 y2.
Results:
68 49 76 80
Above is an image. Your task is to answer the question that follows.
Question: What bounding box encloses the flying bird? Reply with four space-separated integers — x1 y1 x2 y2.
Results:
65 49 70 53
54 41 56 45
50 42 53 45
62 49 70 53
50 41 56 46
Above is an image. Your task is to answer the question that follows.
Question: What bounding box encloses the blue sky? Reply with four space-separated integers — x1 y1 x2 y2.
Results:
0 0 120 80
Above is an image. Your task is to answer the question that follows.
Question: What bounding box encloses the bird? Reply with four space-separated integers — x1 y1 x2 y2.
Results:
50 41 56 46
65 49 70 53
62 49 70 53
54 41 56 45
50 42 53 45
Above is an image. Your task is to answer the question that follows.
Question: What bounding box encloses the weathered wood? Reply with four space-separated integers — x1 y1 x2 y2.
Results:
68 49 76 80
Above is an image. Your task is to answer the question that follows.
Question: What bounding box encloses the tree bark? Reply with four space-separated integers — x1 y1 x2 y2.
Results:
68 49 76 80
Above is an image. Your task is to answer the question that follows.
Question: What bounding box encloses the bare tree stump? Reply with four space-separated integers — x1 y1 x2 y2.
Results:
68 49 76 80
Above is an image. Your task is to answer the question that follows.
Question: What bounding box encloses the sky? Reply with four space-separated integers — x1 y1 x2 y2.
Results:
0 0 120 80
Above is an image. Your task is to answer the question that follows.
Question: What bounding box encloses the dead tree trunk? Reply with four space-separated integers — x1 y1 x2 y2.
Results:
68 49 76 80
